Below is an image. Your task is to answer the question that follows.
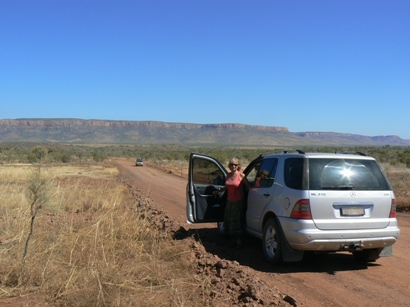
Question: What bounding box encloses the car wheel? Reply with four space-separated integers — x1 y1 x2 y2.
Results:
217 222 225 235
262 218 282 264
353 248 382 262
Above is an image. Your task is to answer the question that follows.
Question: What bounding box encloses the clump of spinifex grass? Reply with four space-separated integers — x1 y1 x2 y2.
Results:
0 163 205 306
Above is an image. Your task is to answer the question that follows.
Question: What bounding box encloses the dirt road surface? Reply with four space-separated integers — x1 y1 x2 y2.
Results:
114 159 410 306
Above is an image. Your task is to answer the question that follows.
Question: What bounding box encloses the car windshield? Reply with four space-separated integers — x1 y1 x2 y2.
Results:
309 158 390 191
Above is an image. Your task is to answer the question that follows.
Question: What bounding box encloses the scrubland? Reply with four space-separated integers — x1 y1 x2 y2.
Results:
0 144 409 305
0 163 206 306
382 164 410 212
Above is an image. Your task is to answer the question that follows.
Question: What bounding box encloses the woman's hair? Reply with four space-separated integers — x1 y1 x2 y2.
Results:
229 157 241 171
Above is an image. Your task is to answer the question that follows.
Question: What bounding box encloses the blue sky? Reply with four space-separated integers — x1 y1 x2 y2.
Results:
1 1 409 139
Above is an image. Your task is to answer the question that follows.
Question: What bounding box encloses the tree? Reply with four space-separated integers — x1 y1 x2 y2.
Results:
31 146 49 163
20 167 51 283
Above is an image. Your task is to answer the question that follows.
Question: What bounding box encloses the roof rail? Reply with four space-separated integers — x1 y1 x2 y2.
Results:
340 151 367 156
283 150 306 154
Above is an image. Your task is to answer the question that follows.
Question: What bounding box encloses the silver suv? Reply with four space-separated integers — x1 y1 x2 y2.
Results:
186 151 400 263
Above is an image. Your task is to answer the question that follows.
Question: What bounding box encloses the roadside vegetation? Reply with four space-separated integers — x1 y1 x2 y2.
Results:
0 162 207 306
1 143 409 211
0 143 409 305
2 143 409 166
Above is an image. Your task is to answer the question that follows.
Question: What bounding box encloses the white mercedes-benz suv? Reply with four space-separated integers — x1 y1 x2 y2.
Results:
186 151 400 264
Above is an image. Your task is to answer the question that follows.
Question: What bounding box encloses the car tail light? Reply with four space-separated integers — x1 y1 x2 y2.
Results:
290 199 312 219
389 198 397 218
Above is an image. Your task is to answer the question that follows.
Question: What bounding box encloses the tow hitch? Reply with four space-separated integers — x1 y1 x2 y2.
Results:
341 241 364 252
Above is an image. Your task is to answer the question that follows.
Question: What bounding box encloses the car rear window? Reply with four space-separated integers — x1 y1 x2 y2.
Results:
308 158 390 191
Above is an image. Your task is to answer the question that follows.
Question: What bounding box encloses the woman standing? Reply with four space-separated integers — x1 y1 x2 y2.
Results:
216 157 250 248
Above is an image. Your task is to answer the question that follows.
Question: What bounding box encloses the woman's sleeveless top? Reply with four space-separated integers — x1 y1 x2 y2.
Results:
225 173 244 202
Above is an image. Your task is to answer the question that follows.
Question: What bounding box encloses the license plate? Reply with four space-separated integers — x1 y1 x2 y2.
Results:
341 207 365 216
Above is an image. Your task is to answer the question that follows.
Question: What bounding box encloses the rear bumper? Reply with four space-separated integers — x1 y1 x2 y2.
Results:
278 217 400 251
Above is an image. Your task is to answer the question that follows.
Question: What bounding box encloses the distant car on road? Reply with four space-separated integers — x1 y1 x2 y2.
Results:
136 158 144 166
186 151 400 264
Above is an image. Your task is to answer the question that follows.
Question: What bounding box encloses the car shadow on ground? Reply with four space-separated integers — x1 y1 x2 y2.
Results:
174 226 378 275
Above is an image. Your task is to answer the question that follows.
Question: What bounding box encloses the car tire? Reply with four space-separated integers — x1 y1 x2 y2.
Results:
262 218 282 264
353 248 382 262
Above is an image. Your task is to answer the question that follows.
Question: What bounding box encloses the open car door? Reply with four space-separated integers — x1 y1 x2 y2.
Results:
186 153 227 223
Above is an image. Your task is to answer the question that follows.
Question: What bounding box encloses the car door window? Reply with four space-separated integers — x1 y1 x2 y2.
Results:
253 158 278 188
192 158 225 193
246 162 261 185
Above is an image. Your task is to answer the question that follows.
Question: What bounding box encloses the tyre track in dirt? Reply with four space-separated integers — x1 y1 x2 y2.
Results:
114 159 410 306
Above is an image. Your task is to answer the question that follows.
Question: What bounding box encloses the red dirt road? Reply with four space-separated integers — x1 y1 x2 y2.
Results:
114 160 410 307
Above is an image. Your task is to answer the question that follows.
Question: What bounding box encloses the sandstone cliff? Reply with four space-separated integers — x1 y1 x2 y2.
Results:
0 119 408 146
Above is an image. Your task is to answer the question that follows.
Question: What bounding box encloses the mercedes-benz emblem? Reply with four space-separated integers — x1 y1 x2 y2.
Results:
350 191 356 197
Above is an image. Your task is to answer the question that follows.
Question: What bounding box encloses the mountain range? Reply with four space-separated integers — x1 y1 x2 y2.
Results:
0 118 409 146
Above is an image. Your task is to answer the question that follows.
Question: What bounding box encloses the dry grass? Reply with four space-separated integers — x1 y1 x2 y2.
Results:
1 160 408 305
0 163 205 306
382 164 410 212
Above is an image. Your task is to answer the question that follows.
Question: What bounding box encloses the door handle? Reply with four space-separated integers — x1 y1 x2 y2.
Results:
263 192 270 197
